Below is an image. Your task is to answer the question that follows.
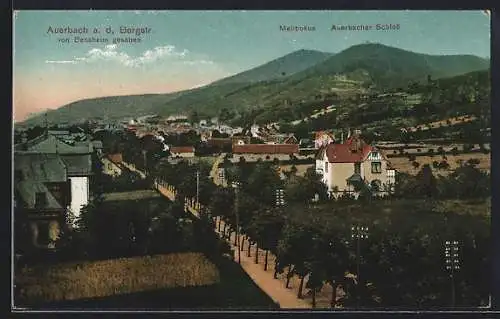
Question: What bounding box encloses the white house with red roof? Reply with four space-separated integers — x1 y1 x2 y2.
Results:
315 131 395 197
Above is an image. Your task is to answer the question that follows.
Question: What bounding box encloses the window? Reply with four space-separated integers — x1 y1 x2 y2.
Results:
371 162 382 174
354 162 361 174
35 192 47 208
325 162 328 173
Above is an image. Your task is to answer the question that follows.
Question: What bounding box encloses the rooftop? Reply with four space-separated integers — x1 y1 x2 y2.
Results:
14 153 67 182
318 136 372 163
16 181 63 210
170 146 195 153
14 134 93 154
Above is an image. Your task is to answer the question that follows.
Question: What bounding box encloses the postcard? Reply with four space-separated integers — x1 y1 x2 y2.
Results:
12 10 492 311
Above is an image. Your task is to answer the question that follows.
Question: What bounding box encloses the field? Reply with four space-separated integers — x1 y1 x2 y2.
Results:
405 115 477 132
15 253 219 305
15 252 278 309
102 190 161 202
389 153 490 175
433 198 491 217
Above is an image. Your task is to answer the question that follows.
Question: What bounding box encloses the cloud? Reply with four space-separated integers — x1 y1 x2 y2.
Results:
182 60 214 66
45 44 211 68
45 60 77 64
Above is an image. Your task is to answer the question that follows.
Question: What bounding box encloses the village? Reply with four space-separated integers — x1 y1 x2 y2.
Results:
13 100 491 309
12 10 492 311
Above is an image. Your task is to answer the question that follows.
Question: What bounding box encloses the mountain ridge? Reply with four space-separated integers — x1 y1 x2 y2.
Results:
18 43 489 127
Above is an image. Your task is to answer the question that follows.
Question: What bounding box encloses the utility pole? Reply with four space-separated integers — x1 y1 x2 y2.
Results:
351 224 369 308
218 168 225 187
271 188 285 274
196 170 200 211
445 240 460 307
232 181 241 264
275 188 285 207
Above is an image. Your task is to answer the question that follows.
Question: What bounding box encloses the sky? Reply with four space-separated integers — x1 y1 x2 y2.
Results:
13 10 491 122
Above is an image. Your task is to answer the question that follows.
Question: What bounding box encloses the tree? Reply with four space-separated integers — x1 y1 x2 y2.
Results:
412 161 420 170
244 161 283 206
414 164 437 198
249 207 285 270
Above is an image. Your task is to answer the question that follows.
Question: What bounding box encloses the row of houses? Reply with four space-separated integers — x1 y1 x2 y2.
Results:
14 130 101 250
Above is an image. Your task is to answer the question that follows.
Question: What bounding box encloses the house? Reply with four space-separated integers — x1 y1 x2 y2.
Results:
315 131 395 197
101 156 123 177
315 131 335 149
169 146 195 158
264 134 298 145
250 124 260 138
15 133 94 227
14 153 70 250
233 144 299 155
91 140 103 156
299 138 315 149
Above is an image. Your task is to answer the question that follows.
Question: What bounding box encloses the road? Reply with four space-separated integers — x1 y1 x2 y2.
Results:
122 160 314 309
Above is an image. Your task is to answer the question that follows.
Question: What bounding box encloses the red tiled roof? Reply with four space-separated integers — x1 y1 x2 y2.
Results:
108 153 123 164
233 144 298 154
208 136 251 147
170 146 195 153
323 137 373 163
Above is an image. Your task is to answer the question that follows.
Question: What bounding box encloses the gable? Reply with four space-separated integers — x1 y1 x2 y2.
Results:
366 151 382 161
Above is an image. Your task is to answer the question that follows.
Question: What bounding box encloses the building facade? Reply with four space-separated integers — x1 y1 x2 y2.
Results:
14 153 70 250
15 133 94 230
315 133 395 197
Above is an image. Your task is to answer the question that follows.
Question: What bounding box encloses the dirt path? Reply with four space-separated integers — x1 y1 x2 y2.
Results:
123 161 337 309
214 218 311 309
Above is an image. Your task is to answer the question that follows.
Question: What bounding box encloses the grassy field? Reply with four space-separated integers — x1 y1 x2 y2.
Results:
15 252 278 309
389 153 490 175
102 190 161 202
405 115 477 132
15 253 219 305
433 198 491 217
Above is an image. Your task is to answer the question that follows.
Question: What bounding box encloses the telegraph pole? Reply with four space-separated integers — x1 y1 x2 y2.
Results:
275 188 285 207
351 225 369 308
232 181 241 264
272 188 285 275
196 170 200 211
445 240 460 307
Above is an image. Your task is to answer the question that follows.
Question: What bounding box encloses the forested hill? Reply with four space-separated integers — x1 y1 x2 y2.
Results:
211 49 334 85
18 44 489 127
291 43 489 89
